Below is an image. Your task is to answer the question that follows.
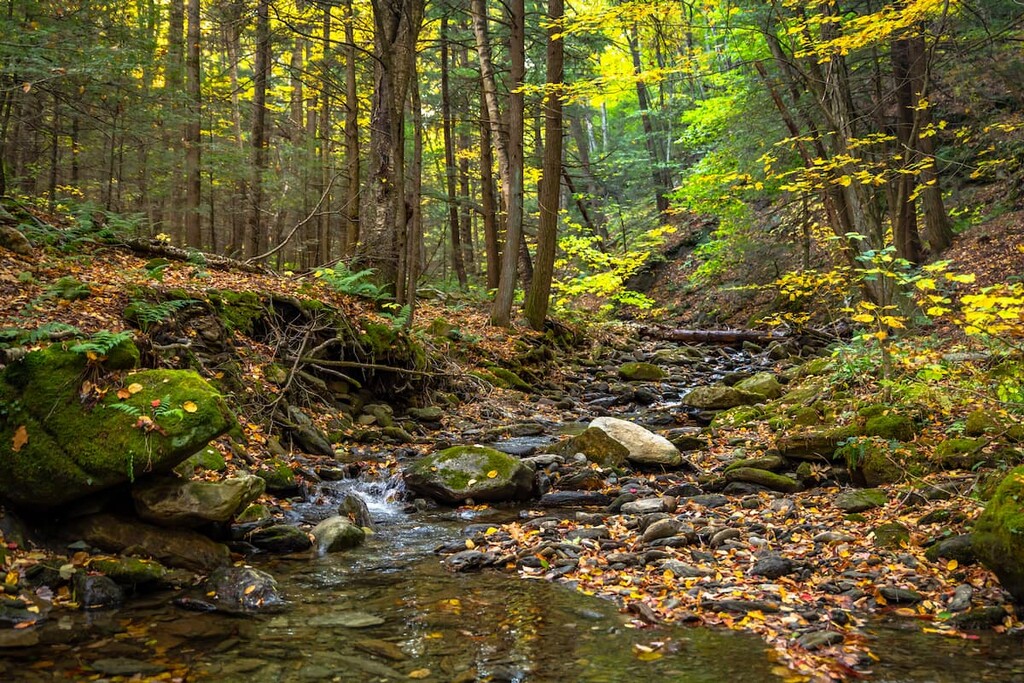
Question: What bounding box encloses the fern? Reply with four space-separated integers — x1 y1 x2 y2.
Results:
153 395 184 423
381 303 411 329
69 330 134 356
107 403 142 417
127 298 198 332
315 264 388 300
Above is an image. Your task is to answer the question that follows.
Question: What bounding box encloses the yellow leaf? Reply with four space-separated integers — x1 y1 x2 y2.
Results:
851 313 875 324
947 559 958 571
11 425 28 453
465 539 476 549
128 383 144 395
183 401 198 413
244 584 257 595
5 571 17 585
486 470 498 479
484 527 499 535
408 670 431 679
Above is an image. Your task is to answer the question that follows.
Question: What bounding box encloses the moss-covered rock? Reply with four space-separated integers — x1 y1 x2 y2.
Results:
872 522 910 549
834 488 887 512
257 458 297 493
682 385 762 410
174 446 227 476
724 467 801 493
312 516 366 554
486 366 532 392
965 409 1001 437
549 427 629 468
207 290 264 335
88 556 168 587
132 472 265 527
838 438 903 486
0 343 235 508
711 405 765 428
235 503 272 523
404 445 534 504
791 407 821 427
734 372 783 400
618 362 666 382
776 425 858 461
724 455 785 473
935 438 988 470
972 466 1024 602
864 414 916 441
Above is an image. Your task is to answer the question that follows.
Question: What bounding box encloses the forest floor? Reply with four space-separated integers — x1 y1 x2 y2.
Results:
1 209 1023 681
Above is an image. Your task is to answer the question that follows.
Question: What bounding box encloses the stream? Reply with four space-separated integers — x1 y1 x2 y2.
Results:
3 346 1024 681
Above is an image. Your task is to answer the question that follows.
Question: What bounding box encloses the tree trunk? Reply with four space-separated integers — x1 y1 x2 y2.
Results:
490 0 526 326
184 0 202 248
343 0 360 257
627 23 672 218
440 16 467 288
318 5 334 266
479 93 500 290
247 0 270 258
524 0 564 331
405 74 424 324
891 36 922 264
166 0 185 241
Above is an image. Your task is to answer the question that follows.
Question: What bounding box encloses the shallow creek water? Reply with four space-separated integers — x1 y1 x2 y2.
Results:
3 478 1024 681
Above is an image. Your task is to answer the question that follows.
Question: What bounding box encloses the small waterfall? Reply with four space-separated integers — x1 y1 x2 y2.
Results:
335 472 407 522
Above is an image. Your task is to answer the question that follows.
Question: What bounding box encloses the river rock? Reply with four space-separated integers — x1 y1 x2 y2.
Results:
201 566 285 613
925 534 977 565
682 385 762 410
972 465 1024 602
751 554 796 579
642 518 680 543
90 659 166 677
88 556 168 587
340 493 375 530
549 427 628 467
404 445 534 504
408 406 444 423
834 488 887 513
286 405 335 456
73 573 123 608
621 497 673 515
734 372 783 400
312 516 366 554
589 417 682 467
132 473 265 527
538 491 613 507
0 224 31 256
618 362 666 381
64 513 230 572
0 340 235 507
249 524 312 553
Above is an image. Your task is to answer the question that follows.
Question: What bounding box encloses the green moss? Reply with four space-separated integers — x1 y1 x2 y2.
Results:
409 445 518 491
791 407 821 427
485 366 532 392
711 405 765 428
972 466 1024 602
965 409 1001 437
257 458 296 491
724 467 801 493
864 414 916 441
175 446 227 475
872 522 910 549
236 503 272 523
618 362 666 382
935 438 988 470
89 556 168 586
837 438 904 486
104 338 141 370
857 404 889 420
0 344 234 507
207 289 264 335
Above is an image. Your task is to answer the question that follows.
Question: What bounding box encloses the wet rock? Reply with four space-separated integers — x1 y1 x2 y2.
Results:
688 494 729 508
132 473 265 527
340 493 375 530
589 417 682 467
725 467 801 493
880 587 923 604
73 573 123 608
798 631 844 651
65 513 230 572
618 362 666 381
354 638 408 661
751 554 796 579
0 628 39 648
834 488 887 513
257 458 298 494
925 534 977 565
404 445 534 504
201 566 285 613
444 550 492 572
311 611 386 628
236 503 272 523
312 516 366 554
949 606 1008 630
249 525 312 553
549 427 628 468
538 491 613 508
286 405 335 456
90 658 166 677
948 584 973 613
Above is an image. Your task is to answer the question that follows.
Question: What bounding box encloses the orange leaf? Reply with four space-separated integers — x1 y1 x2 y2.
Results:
11 425 28 453
116 389 131 400
243 584 256 595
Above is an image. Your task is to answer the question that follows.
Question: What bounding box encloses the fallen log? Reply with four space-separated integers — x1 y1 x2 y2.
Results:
122 238 270 274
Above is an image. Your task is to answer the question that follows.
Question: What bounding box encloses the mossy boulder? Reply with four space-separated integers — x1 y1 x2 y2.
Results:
972 466 1024 602
935 438 988 470
88 556 168 588
682 385 762 410
618 362 666 382
711 405 765 428
834 488 887 512
312 516 366 554
549 427 629 468
174 446 227 476
207 290 264 335
724 467 801 493
132 472 265 527
0 342 235 508
404 445 534 504
486 367 532 392
837 438 903 486
257 458 297 493
776 425 858 461
965 409 1001 437
734 372 783 400
872 522 910 549
724 455 785 473
864 414 916 441
235 503 272 523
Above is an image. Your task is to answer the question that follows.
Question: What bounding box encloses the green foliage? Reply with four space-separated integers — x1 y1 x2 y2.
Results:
106 403 142 418
69 330 134 358
0 322 83 349
315 264 389 301
125 298 199 332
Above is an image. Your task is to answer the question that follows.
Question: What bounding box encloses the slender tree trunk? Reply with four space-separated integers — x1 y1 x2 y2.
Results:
891 36 922 264
248 0 270 258
440 16 467 288
524 0 564 331
184 0 202 248
405 75 424 323
627 23 671 218
166 0 185 240
343 0 360 257
318 5 334 266
490 0 526 326
480 93 500 290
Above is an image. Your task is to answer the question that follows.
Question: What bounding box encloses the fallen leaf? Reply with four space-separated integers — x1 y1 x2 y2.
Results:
408 669 431 679
244 584 256 595
947 559 958 571
486 470 498 478
128 383 144 394
183 400 198 413
116 389 131 399
11 425 28 452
